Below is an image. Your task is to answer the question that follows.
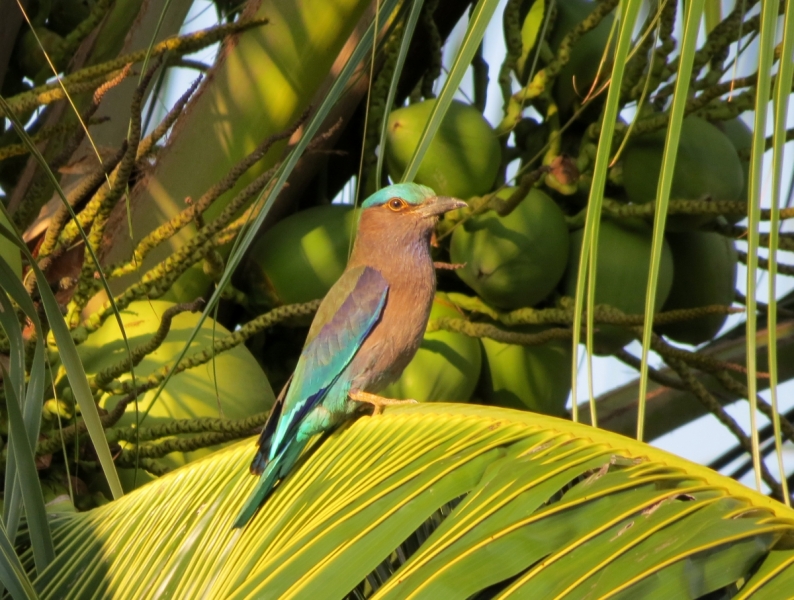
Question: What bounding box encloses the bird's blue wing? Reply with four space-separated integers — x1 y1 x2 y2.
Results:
237 266 388 526
255 265 388 469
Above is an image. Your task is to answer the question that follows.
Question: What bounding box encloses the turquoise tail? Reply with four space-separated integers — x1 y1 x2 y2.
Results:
233 438 306 528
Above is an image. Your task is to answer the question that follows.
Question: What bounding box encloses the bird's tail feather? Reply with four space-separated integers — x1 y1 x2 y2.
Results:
234 437 306 528
250 376 291 475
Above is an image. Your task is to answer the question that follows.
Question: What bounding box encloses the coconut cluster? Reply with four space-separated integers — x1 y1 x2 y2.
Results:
238 0 742 422
48 301 274 495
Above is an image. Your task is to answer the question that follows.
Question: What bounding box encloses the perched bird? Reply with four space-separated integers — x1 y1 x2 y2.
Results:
234 183 466 527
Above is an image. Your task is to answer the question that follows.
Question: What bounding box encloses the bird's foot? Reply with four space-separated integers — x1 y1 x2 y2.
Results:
349 390 417 416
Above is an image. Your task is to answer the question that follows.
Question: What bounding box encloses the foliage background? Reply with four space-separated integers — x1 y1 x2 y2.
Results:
1 0 794 597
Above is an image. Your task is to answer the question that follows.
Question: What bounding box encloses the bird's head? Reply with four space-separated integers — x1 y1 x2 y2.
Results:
359 183 466 240
350 183 466 270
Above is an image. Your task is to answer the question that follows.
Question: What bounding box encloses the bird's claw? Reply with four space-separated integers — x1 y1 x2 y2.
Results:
349 390 418 416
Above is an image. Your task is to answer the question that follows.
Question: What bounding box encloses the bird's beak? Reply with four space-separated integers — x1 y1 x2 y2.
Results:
416 196 468 217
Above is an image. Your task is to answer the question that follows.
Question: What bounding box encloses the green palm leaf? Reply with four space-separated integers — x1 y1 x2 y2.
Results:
29 404 794 598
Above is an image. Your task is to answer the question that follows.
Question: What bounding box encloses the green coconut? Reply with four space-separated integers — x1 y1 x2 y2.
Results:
622 116 744 230
548 0 615 116
48 0 95 36
450 187 569 309
657 232 737 345
480 330 572 416
717 117 752 223
382 293 482 402
245 205 357 307
74 300 275 491
563 218 674 354
386 99 500 198
15 27 65 80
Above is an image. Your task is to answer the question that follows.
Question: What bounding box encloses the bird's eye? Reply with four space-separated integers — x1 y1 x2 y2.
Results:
387 198 407 211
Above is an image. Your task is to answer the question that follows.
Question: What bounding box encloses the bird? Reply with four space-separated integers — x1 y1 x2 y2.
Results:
234 182 466 527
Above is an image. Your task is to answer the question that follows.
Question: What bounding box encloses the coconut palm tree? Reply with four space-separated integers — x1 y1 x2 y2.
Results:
0 0 793 597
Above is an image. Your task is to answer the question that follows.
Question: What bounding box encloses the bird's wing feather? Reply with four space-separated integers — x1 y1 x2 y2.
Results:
304 265 376 346
267 265 388 461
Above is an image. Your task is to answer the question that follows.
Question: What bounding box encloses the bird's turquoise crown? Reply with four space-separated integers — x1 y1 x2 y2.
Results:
361 183 436 209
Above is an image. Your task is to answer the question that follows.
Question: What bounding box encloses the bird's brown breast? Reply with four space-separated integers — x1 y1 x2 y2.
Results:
347 247 436 392
344 205 439 392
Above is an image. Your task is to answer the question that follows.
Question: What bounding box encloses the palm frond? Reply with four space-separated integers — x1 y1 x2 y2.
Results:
28 404 794 599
